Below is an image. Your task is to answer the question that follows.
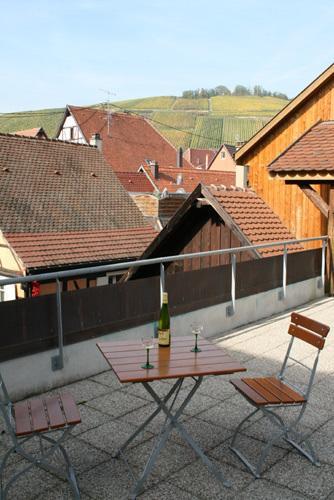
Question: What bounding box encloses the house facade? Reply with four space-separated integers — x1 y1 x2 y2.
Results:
208 144 236 172
235 63 334 244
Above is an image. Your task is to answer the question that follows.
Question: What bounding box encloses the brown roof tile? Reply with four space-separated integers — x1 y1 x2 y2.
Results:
268 121 334 173
142 165 235 193
0 133 147 233
116 171 154 193
5 227 158 270
206 186 301 256
65 106 193 172
14 127 47 139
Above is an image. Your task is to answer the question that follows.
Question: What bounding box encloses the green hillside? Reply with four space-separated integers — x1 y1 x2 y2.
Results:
0 94 287 150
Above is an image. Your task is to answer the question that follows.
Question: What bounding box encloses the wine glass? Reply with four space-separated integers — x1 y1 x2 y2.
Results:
141 337 155 369
190 323 203 352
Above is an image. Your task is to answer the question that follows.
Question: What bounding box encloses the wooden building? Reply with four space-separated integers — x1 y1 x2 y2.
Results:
235 63 334 245
126 183 299 279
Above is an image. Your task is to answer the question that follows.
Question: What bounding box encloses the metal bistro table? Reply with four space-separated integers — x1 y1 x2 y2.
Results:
97 335 246 498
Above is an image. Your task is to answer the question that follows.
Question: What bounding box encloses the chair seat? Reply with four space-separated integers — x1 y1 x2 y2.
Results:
14 393 81 437
231 377 306 406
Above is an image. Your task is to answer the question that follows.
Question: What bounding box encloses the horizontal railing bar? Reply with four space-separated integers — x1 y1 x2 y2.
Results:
0 236 328 287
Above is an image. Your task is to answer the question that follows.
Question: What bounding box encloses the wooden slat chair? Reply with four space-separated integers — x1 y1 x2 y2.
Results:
230 312 330 478
0 374 81 499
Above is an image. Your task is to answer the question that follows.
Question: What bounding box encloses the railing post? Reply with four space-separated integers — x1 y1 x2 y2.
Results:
160 263 165 307
278 244 287 301
318 238 327 289
51 278 64 371
226 253 236 316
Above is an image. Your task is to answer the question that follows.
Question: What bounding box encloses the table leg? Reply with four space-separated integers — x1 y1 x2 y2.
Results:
131 377 230 498
113 379 183 458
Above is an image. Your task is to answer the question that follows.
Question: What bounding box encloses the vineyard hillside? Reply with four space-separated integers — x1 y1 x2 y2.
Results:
0 95 288 150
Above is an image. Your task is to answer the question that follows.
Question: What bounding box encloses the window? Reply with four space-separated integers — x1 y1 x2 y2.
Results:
108 271 124 284
0 285 4 302
220 151 226 159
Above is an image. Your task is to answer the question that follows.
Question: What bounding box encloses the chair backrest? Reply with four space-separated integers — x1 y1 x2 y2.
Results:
279 312 330 398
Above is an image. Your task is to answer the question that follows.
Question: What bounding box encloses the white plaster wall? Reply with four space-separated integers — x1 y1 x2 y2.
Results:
0 275 16 301
0 277 324 400
58 115 86 143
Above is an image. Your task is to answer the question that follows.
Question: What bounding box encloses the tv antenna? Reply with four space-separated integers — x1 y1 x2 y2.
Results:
100 88 116 136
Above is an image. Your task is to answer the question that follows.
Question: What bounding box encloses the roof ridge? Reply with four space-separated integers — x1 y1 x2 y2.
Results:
0 131 96 148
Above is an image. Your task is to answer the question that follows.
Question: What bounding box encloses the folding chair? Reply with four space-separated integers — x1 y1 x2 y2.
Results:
230 312 330 478
0 374 81 499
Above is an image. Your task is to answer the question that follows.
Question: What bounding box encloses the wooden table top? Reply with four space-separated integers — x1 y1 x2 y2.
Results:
97 336 246 383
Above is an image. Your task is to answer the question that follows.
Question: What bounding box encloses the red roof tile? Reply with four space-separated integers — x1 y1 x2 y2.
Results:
184 148 217 168
116 172 154 193
206 186 301 256
268 121 334 173
5 227 158 270
14 127 47 139
142 166 235 193
0 133 147 233
64 106 193 172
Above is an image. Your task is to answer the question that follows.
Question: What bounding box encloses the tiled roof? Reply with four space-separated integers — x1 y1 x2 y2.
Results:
142 165 235 193
65 106 193 172
0 133 146 233
268 121 334 173
185 148 217 168
5 228 158 270
116 172 154 193
206 185 300 256
14 127 47 139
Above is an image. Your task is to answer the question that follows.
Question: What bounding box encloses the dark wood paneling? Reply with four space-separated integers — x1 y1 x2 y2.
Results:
0 249 322 362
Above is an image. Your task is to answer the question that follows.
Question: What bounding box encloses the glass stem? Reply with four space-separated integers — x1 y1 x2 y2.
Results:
195 334 198 350
146 348 149 366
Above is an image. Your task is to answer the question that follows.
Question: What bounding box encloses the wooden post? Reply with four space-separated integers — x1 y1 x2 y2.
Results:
327 186 334 295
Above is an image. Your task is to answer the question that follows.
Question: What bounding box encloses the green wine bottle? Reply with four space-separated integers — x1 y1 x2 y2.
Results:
158 292 170 347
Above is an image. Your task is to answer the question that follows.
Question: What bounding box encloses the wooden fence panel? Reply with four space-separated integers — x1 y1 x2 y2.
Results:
0 248 322 361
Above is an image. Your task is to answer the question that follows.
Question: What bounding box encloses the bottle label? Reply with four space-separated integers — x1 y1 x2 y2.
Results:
158 328 170 346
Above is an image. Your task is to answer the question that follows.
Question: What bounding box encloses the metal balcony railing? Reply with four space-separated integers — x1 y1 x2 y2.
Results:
0 236 328 371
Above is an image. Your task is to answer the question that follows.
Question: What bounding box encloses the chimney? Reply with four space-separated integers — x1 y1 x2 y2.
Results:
235 165 249 189
176 173 183 185
235 140 245 151
90 133 102 151
150 160 159 179
176 147 183 168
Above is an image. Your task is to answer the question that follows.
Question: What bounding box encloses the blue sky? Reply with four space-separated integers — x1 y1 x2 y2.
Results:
0 0 333 112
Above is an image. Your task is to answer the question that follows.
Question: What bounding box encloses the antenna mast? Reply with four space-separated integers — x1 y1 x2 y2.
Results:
99 88 116 136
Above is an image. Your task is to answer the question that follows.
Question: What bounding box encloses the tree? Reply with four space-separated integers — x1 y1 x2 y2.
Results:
214 85 231 96
233 85 251 96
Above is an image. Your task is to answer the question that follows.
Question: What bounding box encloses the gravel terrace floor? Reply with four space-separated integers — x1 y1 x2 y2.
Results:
2 297 334 499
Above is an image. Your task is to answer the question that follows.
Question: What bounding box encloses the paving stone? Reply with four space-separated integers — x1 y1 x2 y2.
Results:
85 390 148 418
196 396 261 431
197 375 237 401
56 436 111 474
78 458 136 499
210 433 289 474
182 392 219 416
79 418 153 455
312 418 334 465
168 457 253 499
126 437 196 486
170 416 231 451
139 479 200 499
45 378 111 404
72 403 111 436
119 401 185 435
35 484 92 499
89 370 123 391
2 461 60 500
238 477 307 499
264 452 334 498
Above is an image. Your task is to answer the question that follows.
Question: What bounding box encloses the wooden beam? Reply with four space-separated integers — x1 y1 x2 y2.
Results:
196 198 211 208
299 184 329 218
327 187 334 295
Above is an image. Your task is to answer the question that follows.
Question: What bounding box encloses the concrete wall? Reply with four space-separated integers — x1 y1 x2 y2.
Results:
1 276 323 400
